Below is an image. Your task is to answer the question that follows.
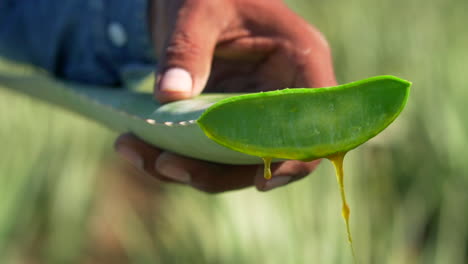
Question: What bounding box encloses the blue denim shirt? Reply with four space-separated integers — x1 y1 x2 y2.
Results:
0 0 157 86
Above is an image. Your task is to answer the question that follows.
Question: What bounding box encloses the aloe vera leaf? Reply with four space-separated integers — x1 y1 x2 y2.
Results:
0 59 254 164
198 76 411 160
0 59 410 164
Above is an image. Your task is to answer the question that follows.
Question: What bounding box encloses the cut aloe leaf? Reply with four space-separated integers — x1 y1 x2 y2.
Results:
0 59 410 164
198 76 411 161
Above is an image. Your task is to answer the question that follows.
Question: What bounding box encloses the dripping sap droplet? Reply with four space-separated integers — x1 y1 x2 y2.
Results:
327 152 358 263
262 157 272 180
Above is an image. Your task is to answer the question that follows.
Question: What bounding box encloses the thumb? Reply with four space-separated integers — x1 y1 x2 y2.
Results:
155 4 222 103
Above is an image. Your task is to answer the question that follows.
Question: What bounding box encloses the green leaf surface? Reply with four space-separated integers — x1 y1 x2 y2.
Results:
0 58 410 164
198 76 411 160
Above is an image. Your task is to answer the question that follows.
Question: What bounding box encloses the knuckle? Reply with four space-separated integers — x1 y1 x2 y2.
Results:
166 31 203 62
285 21 332 59
300 29 332 63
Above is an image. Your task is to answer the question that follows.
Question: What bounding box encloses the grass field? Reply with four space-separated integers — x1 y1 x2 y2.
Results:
0 0 467 263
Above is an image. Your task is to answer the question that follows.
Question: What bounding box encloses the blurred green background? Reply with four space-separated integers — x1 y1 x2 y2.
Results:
0 0 467 263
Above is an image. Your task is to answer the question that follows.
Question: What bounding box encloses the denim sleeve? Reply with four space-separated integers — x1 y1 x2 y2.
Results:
0 0 157 86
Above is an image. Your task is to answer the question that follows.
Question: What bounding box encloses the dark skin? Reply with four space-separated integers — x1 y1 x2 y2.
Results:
114 0 336 193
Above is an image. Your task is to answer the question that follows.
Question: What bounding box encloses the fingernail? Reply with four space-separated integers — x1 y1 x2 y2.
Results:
159 68 192 93
155 157 191 183
116 146 144 170
263 176 292 191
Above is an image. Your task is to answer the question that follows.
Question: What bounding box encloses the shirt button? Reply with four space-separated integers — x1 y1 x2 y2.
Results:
108 22 127 47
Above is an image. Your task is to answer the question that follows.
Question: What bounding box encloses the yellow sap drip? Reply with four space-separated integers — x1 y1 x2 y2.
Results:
328 152 357 263
262 157 272 180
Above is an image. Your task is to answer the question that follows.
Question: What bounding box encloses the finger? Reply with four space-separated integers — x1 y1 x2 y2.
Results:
255 159 322 191
241 3 336 89
115 134 257 193
255 40 298 91
114 134 177 183
283 19 337 88
292 27 337 88
114 133 158 172
155 1 228 103
215 36 277 61
115 135 321 193
155 152 257 193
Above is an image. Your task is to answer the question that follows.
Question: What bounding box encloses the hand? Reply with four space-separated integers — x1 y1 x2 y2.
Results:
114 0 336 193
